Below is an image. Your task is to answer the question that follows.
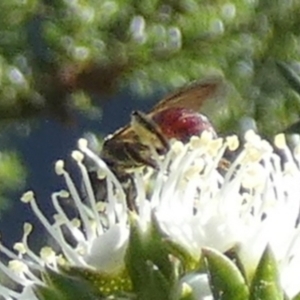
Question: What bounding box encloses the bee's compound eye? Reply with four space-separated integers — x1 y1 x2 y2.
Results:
152 107 217 142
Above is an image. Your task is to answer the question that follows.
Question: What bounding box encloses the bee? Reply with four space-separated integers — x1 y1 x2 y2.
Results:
101 76 226 174
86 76 227 208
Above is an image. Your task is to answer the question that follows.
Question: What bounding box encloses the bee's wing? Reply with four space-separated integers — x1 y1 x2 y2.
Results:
148 75 226 116
105 76 226 142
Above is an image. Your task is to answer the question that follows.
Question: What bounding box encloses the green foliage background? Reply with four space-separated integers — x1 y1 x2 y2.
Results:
0 0 300 213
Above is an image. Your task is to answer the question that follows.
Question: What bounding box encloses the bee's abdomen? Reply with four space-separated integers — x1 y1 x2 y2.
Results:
153 107 217 143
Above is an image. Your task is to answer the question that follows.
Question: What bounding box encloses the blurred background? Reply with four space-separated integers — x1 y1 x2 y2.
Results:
1 0 300 246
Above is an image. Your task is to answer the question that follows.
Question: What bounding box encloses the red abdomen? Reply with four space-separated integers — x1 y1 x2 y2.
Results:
152 107 216 143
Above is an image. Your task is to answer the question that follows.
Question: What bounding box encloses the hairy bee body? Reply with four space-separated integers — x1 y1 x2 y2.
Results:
101 76 225 174
85 76 227 209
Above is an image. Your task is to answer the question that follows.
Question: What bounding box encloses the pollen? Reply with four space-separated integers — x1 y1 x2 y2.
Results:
274 133 287 149
8 260 28 274
189 135 202 148
72 150 84 162
13 242 26 255
20 191 34 203
170 140 185 154
207 138 224 156
184 163 204 180
57 190 70 198
78 138 88 150
226 135 239 151
40 247 56 264
55 160 65 175
244 129 261 143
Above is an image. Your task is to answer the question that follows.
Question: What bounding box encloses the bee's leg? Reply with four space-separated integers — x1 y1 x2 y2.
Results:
85 170 108 201
83 168 138 211
114 171 138 211
131 110 170 152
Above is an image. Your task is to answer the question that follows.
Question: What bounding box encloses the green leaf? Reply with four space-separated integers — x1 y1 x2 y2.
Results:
61 265 132 297
224 247 249 285
203 247 249 300
43 267 101 300
125 214 174 299
145 260 172 300
164 238 199 273
147 214 175 283
125 215 152 292
33 284 65 300
292 292 300 300
249 245 283 300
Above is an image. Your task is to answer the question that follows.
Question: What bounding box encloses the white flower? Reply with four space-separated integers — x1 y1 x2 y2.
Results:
1 131 300 299
0 141 130 299
147 131 300 298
